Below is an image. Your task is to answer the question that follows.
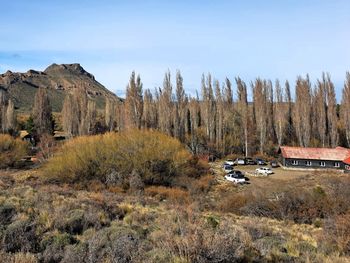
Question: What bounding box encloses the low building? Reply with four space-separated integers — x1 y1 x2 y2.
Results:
279 146 350 172
53 131 69 141
19 130 35 144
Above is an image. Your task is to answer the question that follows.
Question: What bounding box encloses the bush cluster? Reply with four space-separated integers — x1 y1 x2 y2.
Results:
0 169 347 262
0 134 28 168
43 130 191 186
219 183 350 224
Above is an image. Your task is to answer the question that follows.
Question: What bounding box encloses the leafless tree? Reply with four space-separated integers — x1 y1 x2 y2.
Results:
253 79 268 154
274 80 288 146
325 74 338 147
284 80 294 142
0 90 6 133
0 91 16 134
158 71 173 136
85 100 96 135
125 71 143 129
5 99 15 132
236 77 249 156
266 80 275 143
62 86 96 136
105 98 116 131
201 73 216 143
314 75 327 146
142 89 157 129
221 78 235 153
174 70 187 142
341 72 350 146
62 93 79 137
293 76 312 147
215 80 223 150
75 88 89 136
32 87 53 136
115 100 126 132
187 96 202 154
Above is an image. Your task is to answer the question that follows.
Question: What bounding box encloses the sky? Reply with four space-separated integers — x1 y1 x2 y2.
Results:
0 0 349 99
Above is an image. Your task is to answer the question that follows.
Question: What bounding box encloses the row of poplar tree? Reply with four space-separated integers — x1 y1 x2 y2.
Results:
1 71 350 156
105 71 350 156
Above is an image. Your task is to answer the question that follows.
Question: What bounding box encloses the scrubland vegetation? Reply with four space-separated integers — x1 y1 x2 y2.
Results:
0 134 28 168
0 130 348 262
42 130 192 186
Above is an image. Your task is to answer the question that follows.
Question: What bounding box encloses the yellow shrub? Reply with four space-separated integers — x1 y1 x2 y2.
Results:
42 130 191 186
190 174 216 194
145 186 190 204
0 134 28 168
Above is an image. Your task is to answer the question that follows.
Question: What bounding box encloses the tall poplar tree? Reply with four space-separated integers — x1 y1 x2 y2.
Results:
274 80 288 146
32 87 54 136
174 71 187 142
125 71 143 129
325 74 338 147
293 76 312 147
236 77 249 156
341 72 350 146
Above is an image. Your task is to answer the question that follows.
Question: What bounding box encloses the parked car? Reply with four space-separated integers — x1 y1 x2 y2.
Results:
225 171 246 184
270 160 279 168
235 158 246 165
256 167 273 175
246 158 256 165
223 164 234 173
255 158 267 165
224 159 235 166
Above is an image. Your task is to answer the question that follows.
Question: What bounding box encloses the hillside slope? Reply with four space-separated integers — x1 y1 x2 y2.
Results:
0 63 119 112
0 167 347 262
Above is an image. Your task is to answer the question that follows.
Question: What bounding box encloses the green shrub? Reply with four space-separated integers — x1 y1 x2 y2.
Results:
83 225 141 263
0 134 28 168
40 232 76 263
2 219 39 253
0 203 16 227
57 209 85 235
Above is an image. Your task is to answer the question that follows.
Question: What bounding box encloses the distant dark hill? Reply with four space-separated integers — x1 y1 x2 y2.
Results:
0 63 119 112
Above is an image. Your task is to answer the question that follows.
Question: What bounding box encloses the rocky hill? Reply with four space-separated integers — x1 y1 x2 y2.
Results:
0 63 119 112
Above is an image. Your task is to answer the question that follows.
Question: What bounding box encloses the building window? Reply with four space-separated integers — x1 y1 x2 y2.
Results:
306 161 312 166
320 161 326 167
334 162 340 168
292 160 298 165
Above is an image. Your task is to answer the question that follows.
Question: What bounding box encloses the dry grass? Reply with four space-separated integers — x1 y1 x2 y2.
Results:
0 167 347 262
0 134 28 168
145 186 190 205
0 141 348 262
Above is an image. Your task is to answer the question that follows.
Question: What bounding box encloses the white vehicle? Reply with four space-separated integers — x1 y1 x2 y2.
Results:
224 159 235 166
224 171 246 184
235 158 246 165
255 167 273 175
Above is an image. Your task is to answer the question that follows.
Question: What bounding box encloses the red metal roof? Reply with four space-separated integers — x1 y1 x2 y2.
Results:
343 156 350 165
280 146 350 162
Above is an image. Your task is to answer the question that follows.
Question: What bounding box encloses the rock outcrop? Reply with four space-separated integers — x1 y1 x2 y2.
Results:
0 63 119 112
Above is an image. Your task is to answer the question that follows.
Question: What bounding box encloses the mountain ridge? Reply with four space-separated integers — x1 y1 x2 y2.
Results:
0 63 119 112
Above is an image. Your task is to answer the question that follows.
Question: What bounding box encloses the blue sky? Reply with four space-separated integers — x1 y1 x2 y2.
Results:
1 0 349 99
